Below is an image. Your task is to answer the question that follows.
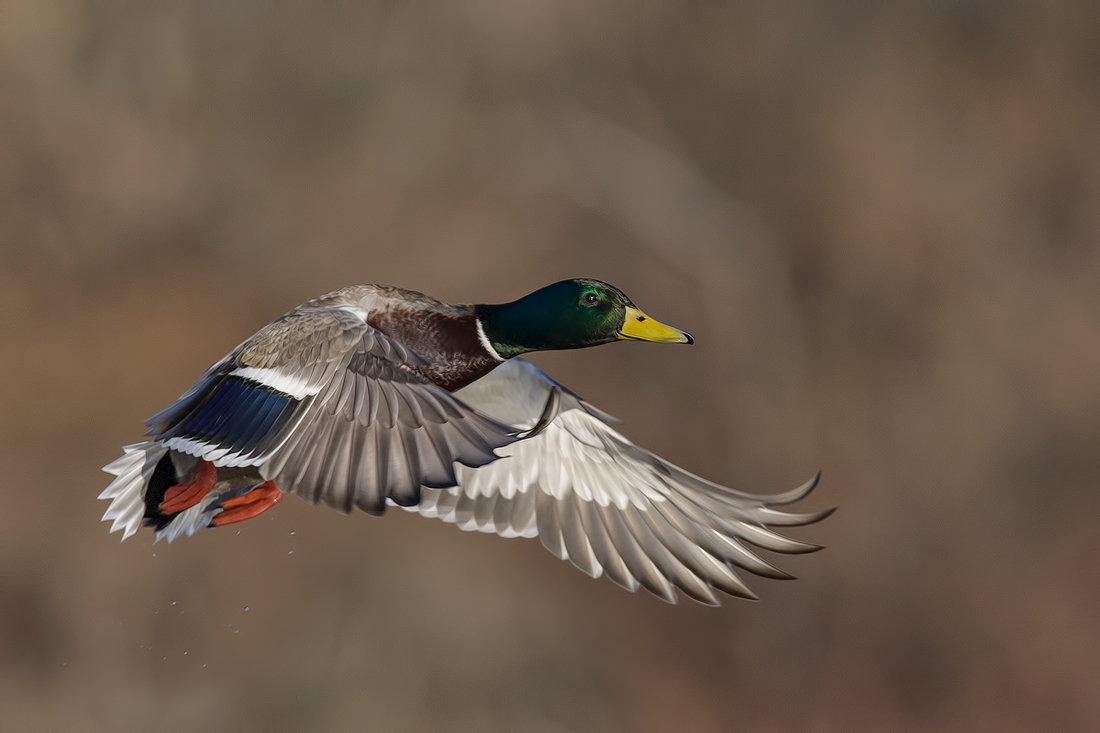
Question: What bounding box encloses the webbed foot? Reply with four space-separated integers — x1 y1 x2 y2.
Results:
210 481 283 527
159 459 217 514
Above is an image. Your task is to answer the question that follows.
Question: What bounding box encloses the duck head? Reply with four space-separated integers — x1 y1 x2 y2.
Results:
476 278 693 359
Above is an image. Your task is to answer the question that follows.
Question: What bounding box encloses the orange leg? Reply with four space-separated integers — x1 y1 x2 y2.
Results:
210 481 283 527
160 459 218 514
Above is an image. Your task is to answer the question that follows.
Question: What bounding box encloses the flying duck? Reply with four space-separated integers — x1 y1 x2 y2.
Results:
100 279 829 604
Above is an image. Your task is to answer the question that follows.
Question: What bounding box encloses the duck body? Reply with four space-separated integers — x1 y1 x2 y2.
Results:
101 279 828 605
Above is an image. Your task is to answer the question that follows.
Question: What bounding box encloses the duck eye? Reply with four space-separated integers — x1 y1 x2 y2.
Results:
582 293 599 305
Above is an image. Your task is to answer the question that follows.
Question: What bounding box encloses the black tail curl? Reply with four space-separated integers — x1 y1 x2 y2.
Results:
143 451 180 531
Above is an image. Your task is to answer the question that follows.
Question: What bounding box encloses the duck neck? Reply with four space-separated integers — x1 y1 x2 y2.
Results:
475 301 553 359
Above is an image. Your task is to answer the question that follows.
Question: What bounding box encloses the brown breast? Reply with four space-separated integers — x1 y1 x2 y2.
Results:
366 304 501 392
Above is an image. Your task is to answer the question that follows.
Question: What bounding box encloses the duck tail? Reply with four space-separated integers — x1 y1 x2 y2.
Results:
101 443 226 543
99 441 168 541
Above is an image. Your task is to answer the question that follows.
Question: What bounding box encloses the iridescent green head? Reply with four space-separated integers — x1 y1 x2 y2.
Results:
476 278 693 359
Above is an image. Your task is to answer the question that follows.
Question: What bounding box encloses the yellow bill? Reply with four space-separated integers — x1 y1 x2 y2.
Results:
618 306 694 344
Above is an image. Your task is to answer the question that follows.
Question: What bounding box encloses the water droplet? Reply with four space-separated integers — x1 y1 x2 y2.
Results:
183 651 188 655
202 663 207 668
154 611 159 615
244 606 250 612
171 601 177 606
234 629 240 634
290 531 296 536
288 550 293 555
152 553 157 557
163 656 167 661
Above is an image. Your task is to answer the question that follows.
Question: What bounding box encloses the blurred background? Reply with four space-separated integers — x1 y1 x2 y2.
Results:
2 1 1099 730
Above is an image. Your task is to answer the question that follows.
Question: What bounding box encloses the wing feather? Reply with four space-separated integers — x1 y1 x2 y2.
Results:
621 504 717 606
453 491 479 531
577 496 638 592
558 495 601 579
536 490 567 560
473 490 498 531
598 501 676 602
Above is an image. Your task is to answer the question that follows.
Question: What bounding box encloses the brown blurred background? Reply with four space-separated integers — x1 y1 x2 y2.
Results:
1 2 1099 731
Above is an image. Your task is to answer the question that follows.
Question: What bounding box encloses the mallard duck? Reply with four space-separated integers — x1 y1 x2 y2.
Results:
101 279 829 604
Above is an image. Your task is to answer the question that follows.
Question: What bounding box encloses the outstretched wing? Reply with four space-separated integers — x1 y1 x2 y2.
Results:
408 358 830 605
148 305 519 514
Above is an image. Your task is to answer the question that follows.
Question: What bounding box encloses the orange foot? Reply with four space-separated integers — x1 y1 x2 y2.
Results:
210 481 283 527
160 459 218 514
